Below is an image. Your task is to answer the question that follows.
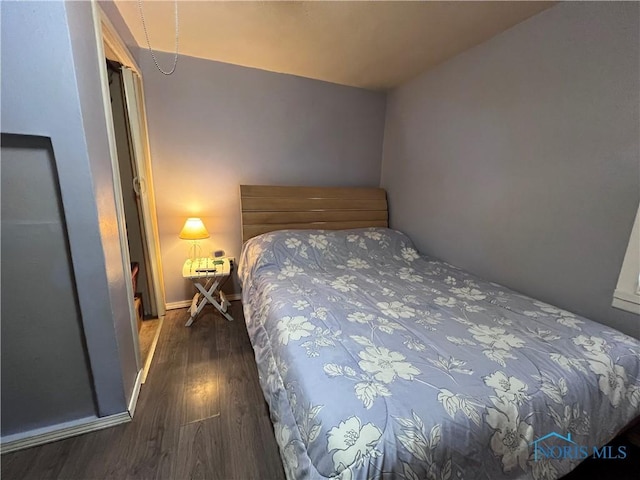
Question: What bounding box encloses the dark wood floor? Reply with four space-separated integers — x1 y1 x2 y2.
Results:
1 303 286 480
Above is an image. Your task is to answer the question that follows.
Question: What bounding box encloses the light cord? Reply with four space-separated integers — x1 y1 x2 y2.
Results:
137 0 179 75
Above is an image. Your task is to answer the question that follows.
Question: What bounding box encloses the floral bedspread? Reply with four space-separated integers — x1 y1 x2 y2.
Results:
238 228 640 480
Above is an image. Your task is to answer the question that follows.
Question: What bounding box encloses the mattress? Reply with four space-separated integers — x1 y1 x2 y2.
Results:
238 227 640 480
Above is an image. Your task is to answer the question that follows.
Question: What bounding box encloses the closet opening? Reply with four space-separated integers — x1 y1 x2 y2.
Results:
106 60 161 379
97 5 166 390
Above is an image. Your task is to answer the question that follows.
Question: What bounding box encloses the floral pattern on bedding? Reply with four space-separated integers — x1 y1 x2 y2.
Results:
239 228 640 480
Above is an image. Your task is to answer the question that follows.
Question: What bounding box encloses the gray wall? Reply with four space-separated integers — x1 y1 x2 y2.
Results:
1 136 96 435
65 1 140 407
138 51 386 304
381 1 639 338
1 0 139 435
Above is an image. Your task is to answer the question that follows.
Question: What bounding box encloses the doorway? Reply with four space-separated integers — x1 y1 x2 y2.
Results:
96 6 166 387
106 61 162 377
107 62 151 318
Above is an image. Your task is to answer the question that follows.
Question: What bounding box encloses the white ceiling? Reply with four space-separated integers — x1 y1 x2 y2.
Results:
116 1 554 91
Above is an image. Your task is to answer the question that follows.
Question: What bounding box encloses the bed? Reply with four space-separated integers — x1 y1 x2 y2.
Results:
238 185 640 480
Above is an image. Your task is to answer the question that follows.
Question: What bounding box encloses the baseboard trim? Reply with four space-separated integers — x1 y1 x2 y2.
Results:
166 293 241 310
165 300 192 310
128 369 144 417
0 412 131 454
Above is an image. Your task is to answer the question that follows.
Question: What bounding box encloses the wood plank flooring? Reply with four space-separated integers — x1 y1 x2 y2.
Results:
1 303 286 480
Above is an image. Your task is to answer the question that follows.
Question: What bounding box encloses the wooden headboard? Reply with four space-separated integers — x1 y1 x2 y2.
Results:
240 185 388 242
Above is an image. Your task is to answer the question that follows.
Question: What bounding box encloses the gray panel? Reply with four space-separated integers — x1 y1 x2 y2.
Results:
1 135 96 435
381 1 640 338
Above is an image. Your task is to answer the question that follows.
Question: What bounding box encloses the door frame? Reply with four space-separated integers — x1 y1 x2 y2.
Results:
98 4 166 319
92 4 167 357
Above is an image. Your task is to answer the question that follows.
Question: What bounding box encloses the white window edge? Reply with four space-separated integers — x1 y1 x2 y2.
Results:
612 205 640 315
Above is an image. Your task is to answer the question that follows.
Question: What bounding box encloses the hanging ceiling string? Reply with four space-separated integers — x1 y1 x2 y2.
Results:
137 0 179 75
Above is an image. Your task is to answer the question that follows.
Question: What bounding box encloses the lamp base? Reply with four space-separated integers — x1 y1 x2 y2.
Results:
188 241 203 262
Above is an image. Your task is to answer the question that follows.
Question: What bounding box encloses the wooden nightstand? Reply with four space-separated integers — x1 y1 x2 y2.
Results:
182 257 233 326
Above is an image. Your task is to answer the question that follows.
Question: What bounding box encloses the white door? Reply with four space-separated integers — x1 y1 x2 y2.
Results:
121 67 166 317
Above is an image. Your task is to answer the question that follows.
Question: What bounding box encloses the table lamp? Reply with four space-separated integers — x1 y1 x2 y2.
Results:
179 217 209 261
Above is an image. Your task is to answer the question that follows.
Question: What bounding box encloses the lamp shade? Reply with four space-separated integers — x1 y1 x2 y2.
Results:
179 217 210 240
